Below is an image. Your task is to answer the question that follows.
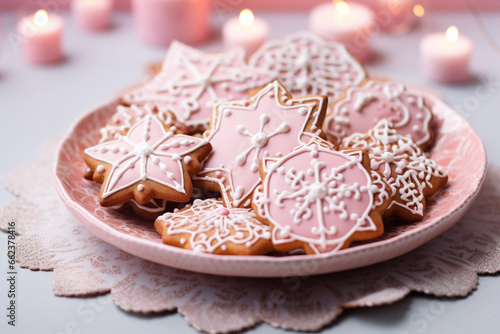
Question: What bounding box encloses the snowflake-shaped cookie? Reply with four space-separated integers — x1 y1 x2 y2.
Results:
194 80 327 208
122 41 272 133
99 104 180 143
252 138 386 255
324 79 434 148
155 198 273 255
84 115 211 206
341 120 448 221
248 31 366 101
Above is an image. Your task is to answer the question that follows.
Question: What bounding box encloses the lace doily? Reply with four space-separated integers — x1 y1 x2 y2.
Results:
1 140 499 333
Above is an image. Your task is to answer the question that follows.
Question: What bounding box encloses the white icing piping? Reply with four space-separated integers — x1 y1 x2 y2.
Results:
202 80 326 207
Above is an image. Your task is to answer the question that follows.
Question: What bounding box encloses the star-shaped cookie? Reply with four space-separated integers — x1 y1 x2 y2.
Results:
194 80 328 208
98 104 183 143
84 115 211 206
122 41 272 133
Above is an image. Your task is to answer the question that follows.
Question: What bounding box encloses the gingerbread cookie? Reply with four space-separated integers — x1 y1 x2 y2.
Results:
194 80 328 208
248 31 366 102
341 120 448 221
154 198 273 255
252 138 387 255
324 79 434 148
122 41 272 133
370 170 392 212
84 114 211 206
99 104 185 144
113 198 171 220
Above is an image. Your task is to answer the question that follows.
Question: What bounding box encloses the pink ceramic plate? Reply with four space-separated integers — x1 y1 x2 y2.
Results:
54 91 486 277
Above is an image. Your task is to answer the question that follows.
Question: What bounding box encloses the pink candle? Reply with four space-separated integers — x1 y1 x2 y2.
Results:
420 26 473 84
71 0 113 32
17 10 63 64
308 1 375 62
132 0 211 46
222 9 269 58
376 0 416 35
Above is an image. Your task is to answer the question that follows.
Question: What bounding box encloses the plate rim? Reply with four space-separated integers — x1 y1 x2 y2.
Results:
53 93 487 277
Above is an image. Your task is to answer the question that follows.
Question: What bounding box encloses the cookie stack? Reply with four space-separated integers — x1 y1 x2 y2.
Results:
82 32 447 256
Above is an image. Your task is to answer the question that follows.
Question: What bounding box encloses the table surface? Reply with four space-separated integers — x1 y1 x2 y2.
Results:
1 9 500 334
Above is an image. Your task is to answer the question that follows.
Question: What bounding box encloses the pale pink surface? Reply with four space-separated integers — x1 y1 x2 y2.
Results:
123 42 271 131
131 0 210 46
53 88 486 277
324 79 433 146
263 144 376 253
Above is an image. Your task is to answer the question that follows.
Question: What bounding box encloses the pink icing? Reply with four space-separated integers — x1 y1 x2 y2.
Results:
197 80 325 207
259 140 379 254
249 31 366 101
85 115 208 200
324 79 433 147
122 41 272 132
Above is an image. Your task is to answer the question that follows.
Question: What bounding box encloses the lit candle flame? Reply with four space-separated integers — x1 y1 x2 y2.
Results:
34 9 49 28
413 4 425 17
239 9 254 27
445 26 459 43
334 0 350 16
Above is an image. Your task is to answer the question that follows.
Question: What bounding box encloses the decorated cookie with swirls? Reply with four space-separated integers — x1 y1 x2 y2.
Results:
341 120 448 221
324 79 434 148
252 138 388 255
99 104 186 144
193 80 328 208
154 198 273 255
84 115 211 206
121 41 272 133
248 31 366 102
